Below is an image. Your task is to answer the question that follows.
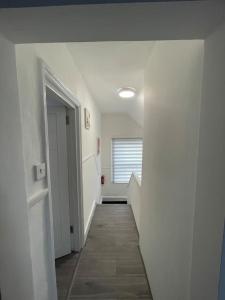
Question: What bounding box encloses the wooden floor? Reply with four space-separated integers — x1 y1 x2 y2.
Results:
56 252 79 300
68 204 152 300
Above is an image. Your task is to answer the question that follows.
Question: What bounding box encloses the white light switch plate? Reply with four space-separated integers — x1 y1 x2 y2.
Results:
34 163 46 181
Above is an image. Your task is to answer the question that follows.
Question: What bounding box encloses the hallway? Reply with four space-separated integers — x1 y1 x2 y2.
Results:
68 204 152 299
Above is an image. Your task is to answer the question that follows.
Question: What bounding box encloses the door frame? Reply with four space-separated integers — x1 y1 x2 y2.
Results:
41 61 84 259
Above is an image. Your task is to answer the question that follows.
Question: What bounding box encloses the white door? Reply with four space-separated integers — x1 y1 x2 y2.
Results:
47 106 71 259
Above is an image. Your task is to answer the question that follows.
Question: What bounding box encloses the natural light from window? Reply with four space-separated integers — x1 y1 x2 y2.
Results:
112 138 143 184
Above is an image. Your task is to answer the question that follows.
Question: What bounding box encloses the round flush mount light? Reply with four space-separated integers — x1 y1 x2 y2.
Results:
118 87 136 99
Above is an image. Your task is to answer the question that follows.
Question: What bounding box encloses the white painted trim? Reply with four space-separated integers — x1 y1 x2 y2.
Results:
84 200 96 242
82 153 101 176
40 60 84 300
82 153 95 163
28 189 49 209
41 60 84 249
41 60 81 109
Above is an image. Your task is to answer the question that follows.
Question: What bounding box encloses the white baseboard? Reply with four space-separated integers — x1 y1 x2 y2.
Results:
101 195 128 198
84 200 96 242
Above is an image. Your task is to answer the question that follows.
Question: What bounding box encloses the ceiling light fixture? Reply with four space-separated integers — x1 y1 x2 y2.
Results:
118 87 136 99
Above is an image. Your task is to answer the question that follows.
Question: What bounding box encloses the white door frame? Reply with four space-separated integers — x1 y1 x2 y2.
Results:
41 60 84 293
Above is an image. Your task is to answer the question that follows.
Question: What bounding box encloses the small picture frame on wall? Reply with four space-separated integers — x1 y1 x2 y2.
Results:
84 108 90 129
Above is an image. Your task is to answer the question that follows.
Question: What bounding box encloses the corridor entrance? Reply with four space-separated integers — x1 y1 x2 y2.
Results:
42 65 85 300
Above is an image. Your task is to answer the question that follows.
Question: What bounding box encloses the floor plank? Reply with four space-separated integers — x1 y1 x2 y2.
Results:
55 252 79 300
69 204 152 300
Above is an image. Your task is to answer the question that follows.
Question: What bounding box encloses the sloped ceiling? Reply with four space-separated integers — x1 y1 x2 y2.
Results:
68 42 154 126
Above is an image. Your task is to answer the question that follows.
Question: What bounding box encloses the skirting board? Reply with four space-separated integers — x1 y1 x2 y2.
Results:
101 196 128 203
84 200 96 242
138 243 153 298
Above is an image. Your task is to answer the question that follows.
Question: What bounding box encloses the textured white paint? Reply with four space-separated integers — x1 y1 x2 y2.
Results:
15 43 101 300
0 34 34 300
101 113 143 197
190 21 225 300
140 41 204 300
68 42 154 126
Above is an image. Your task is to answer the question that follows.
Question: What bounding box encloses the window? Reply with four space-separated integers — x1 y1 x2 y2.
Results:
112 138 143 184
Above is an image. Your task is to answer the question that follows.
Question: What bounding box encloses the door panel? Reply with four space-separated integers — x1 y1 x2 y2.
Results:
47 106 71 259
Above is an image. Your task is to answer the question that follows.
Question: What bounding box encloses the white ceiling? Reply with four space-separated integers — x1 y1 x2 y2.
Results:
1 1 224 125
0 1 224 43
68 42 154 126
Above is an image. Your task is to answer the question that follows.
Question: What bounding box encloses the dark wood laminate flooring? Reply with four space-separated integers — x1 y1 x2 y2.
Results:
56 252 79 300
68 204 152 300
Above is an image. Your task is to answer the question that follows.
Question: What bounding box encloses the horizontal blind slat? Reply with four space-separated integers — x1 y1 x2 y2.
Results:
112 138 143 183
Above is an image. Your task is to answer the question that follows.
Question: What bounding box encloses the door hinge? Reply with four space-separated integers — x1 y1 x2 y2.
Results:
66 115 69 125
70 225 74 234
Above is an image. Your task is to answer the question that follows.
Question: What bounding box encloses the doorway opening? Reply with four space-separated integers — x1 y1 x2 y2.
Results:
42 63 84 299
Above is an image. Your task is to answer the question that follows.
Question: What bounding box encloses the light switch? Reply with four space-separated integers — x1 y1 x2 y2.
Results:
34 163 46 181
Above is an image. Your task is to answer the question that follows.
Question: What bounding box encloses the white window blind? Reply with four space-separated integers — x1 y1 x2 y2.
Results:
112 138 143 184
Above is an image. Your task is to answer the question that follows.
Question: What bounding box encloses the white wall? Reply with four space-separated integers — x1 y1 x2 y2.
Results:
190 21 225 300
140 41 204 300
0 35 34 300
15 43 101 300
101 113 143 197
83 153 101 236
127 174 142 232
